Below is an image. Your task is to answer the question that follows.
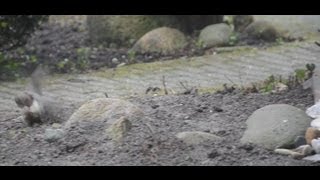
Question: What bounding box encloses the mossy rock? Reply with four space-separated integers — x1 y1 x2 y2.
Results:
65 98 144 128
233 15 254 32
242 20 287 42
131 27 187 55
199 23 232 48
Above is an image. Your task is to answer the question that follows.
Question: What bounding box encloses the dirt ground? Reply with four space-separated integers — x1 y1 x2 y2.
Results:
1 17 319 166
0 84 319 166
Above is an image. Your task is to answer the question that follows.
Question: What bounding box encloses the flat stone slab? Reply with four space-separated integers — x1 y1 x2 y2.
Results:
303 154 320 162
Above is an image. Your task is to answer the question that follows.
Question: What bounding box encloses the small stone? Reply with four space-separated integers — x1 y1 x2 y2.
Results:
196 108 203 113
303 154 320 162
306 102 320 118
213 106 223 112
239 143 254 151
208 150 220 158
52 123 62 129
117 63 126 68
112 58 119 64
305 127 320 144
151 104 159 109
44 128 64 143
176 131 222 145
311 139 320 154
294 136 307 148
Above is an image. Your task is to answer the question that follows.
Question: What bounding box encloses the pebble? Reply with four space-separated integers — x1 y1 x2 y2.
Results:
112 57 119 64
117 63 126 68
44 128 65 143
306 102 320 118
303 154 320 162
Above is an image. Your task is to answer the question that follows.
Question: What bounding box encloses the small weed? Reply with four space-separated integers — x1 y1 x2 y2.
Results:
76 47 91 69
228 33 239 46
127 50 137 64
195 40 206 49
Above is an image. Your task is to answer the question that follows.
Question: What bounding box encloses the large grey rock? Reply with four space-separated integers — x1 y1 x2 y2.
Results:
131 27 187 55
242 20 288 42
240 104 312 150
64 98 144 141
176 131 222 145
199 23 232 48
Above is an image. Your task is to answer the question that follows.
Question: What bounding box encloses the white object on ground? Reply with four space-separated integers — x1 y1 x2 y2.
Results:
311 118 320 129
306 101 320 119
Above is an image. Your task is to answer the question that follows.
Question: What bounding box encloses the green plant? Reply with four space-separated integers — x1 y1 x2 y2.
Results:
261 75 276 92
228 33 238 46
275 37 284 45
76 47 91 69
294 68 307 83
195 39 206 49
57 58 69 69
0 15 48 51
127 50 136 64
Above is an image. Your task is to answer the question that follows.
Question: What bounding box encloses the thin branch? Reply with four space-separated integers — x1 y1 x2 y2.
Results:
179 81 189 91
224 74 236 85
162 76 168 95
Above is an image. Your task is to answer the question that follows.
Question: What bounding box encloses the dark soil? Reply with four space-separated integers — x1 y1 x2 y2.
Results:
1 85 319 166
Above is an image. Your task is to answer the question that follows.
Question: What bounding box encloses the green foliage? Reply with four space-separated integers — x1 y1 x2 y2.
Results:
0 15 48 51
0 16 48 80
127 50 136 64
76 47 91 69
294 68 307 83
259 64 313 93
261 75 276 93
195 39 206 49
0 51 20 80
275 37 284 45
228 32 238 46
